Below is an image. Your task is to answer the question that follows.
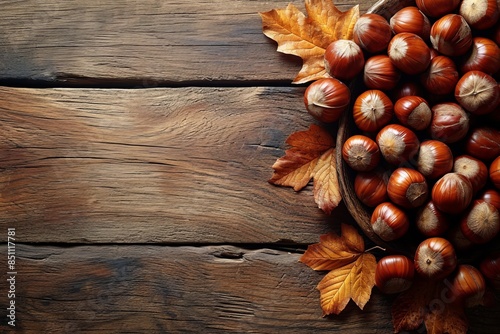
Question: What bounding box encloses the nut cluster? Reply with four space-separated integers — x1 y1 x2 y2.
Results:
304 0 500 298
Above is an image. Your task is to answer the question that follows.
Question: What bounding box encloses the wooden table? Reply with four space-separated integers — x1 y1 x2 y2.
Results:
0 0 498 332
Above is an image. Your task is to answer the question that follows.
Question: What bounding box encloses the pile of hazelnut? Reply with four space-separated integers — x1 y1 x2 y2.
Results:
304 0 500 301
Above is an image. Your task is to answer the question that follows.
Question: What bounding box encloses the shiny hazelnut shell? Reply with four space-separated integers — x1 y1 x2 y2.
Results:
453 155 488 194
464 127 500 161
353 90 393 132
480 252 500 286
370 202 410 241
450 264 486 302
432 173 474 214
342 135 381 172
430 14 473 57
490 156 500 190
479 189 500 210
363 55 401 91
416 0 461 18
354 171 388 207
460 199 500 244
417 140 454 180
429 103 469 144
387 168 428 209
376 124 420 165
375 255 415 294
420 55 459 95
416 200 450 237
324 39 365 81
394 96 432 131
460 37 500 75
353 13 393 54
455 70 500 115
304 78 350 123
459 0 499 30
390 6 431 40
414 237 457 280
388 32 431 75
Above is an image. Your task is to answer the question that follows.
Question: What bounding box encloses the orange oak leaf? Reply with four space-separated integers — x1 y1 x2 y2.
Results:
260 0 359 84
299 224 364 271
317 252 377 315
269 124 341 213
300 224 376 315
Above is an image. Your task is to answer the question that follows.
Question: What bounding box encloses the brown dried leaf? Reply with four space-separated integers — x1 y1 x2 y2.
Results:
317 253 377 315
424 301 468 334
312 148 341 214
260 0 359 84
392 279 433 333
299 226 362 271
269 124 333 192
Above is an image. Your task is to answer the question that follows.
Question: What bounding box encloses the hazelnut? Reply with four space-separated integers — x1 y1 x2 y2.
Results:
454 70 500 115
430 14 473 57
420 55 459 95
459 0 499 30
387 167 428 209
394 96 432 131
353 90 393 132
342 135 381 172
388 33 431 75
432 173 473 214
324 40 365 81
363 55 401 91
375 255 415 294
304 78 350 123
371 202 410 241
414 237 457 280
429 103 469 144
353 13 392 53
417 140 454 179
376 124 420 165
416 0 461 18
390 6 431 40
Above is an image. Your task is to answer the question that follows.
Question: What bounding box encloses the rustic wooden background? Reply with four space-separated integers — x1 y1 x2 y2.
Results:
0 0 498 333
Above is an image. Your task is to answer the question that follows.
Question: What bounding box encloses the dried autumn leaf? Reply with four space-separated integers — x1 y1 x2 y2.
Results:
300 224 375 315
299 224 364 271
339 222 364 253
424 301 468 334
312 148 341 215
317 253 377 315
269 124 341 213
260 0 359 84
269 124 333 191
392 279 434 333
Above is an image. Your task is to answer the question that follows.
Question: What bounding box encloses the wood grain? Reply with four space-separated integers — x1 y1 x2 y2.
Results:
0 0 368 84
0 244 498 333
0 86 353 243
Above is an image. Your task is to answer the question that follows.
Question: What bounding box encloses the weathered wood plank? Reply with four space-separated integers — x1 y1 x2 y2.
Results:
0 244 498 333
0 86 353 243
0 0 368 84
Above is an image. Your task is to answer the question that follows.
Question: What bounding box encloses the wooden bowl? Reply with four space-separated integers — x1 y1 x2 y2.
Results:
336 0 419 256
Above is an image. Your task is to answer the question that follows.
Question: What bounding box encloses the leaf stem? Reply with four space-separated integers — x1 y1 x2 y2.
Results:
365 245 386 253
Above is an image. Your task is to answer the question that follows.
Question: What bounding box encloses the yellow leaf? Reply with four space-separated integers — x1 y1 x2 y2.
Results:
340 223 364 253
312 148 341 214
260 0 359 84
317 253 376 315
